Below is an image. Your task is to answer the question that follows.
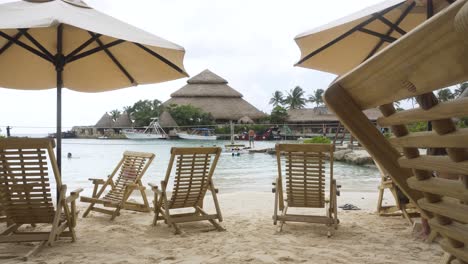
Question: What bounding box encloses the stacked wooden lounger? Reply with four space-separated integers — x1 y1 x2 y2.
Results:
324 1 468 262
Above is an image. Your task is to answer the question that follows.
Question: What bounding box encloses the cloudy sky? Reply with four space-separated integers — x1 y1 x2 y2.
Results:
0 0 384 135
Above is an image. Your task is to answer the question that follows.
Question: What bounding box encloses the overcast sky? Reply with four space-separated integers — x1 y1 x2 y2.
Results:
0 0 384 135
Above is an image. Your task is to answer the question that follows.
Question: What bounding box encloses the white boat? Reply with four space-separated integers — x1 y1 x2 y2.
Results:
177 128 217 140
123 118 168 140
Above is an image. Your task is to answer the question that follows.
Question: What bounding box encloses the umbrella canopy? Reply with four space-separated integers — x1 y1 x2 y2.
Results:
0 0 187 170
295 0 453 75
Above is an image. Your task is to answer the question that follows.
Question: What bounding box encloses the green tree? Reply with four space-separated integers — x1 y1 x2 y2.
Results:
437 88 454 102
270 106 288 124
269 91 284 107
123 106 132 114
167 104 214 127
308 89 324 107
109 109 121 121
284 86 306 110
129 99 163 127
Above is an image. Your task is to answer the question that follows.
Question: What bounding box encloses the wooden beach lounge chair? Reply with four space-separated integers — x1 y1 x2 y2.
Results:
149 147 224 234
323 1 468 262
0 138 82 260
81 151 155 220
376 162 419 225
272 143 340 237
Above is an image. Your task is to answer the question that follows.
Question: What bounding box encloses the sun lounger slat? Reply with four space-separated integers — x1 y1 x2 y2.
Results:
429 219 468 245
399 156 468 175
377 98 468 127
389 129 468 148
407 177 468 201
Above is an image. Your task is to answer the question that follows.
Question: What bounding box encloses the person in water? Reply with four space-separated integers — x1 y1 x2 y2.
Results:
67 152 72 159
248 129 255 148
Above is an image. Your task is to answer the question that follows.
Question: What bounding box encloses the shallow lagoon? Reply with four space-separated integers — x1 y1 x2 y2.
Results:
59 139 380 196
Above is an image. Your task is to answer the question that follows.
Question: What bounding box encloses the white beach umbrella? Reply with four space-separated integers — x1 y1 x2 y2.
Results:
295 0 453 75
0 0 188 171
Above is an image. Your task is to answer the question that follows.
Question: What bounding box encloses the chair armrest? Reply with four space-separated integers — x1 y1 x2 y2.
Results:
272 177 281 193
148 182 158 189
65 188 83 203
208 188 219 193
126 183 145 191
148 183 163 194
88 178 105 185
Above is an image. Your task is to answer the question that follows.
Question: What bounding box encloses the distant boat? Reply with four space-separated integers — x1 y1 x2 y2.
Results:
177 128 217 140
123 118 168 140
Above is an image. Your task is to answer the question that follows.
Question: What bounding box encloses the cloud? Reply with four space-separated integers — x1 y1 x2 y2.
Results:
0 0 383 134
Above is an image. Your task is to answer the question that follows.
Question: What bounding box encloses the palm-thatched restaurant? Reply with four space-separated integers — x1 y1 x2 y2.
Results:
163 69 267 124
286 106 382 136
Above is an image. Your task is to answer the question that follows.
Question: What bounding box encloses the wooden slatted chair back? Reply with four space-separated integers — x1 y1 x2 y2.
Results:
0 139 60 224
276 144 334 208
103 151 155 202
165 147 221 209
323 2 468 262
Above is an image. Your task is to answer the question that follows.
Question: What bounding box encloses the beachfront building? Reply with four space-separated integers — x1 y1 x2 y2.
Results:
163 69 266 124
286 106 382 137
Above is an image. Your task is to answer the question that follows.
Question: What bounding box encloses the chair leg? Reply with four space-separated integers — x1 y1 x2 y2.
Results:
273 189 278 225
152 191 159 226
82 203 95 218
196 206 225 232
278 205 288 232
111 207 121 221
23 241 46 261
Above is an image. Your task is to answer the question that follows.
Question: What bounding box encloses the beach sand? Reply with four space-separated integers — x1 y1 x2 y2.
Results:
1 191 443 264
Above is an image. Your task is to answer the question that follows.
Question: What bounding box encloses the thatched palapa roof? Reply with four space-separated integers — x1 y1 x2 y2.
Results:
95 113 114 128
164 69 266 121
159 111 178 127
287 107 381 123
114 113 132 128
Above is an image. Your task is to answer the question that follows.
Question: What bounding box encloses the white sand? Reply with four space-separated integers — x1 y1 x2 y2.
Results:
1 191 444 264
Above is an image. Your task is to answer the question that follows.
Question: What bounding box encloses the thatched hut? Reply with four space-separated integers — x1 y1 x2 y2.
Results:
286 106 381 135
114 113 132 128
94 112 114 135
95 113 114 128
159 111 178 128
163 69 266 123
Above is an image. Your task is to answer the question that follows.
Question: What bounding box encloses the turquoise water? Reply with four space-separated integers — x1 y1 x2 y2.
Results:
58 139 380 196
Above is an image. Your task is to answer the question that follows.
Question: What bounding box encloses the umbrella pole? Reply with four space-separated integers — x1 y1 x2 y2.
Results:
56 24 64 188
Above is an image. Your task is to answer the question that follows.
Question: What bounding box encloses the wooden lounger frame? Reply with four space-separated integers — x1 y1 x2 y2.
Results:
81 151 155 220
376 162 419 225
0 138 82 260
272 144 339 237
149 147 224 234
324 1 468 262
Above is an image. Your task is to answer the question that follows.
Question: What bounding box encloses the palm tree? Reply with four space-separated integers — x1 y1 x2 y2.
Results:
109 109 121 121
284 86 306 110
437 88 454 102
308 89 324 107
269 91 284 107
123 106 132 114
